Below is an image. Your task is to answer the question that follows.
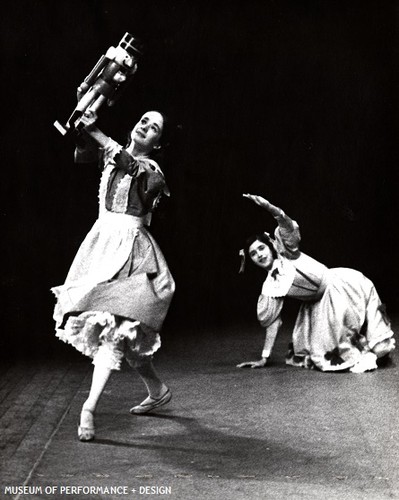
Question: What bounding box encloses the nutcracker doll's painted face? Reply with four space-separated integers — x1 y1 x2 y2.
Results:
248 239 275 270
130 111 164 155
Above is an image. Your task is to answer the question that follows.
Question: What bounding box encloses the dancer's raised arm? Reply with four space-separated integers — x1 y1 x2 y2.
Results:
243 193 300 257
242 194 284 218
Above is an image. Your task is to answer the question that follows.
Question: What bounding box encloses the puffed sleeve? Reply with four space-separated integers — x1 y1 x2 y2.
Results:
273 212 301 259
257 294 284 328
137 162 167 212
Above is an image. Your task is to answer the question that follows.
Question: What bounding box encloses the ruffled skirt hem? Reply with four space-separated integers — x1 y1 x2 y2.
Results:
55 311 161 370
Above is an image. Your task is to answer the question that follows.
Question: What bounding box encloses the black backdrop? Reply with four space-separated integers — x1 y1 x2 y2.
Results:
2 0 398 359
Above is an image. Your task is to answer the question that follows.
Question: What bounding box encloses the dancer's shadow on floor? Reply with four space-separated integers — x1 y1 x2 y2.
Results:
93 412 359 483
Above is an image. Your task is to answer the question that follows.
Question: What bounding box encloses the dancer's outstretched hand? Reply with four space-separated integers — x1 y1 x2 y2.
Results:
242 194 283 218
80 109 98 129
236 358 267 369
77 82 90 102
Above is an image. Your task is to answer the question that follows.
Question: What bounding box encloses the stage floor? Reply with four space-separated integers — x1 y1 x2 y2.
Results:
1 319 398 500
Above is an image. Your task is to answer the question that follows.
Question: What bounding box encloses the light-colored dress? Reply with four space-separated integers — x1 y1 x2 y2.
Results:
51 139 175 369
257 213 395 372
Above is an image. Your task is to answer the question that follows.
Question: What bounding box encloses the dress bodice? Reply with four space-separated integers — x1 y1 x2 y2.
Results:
97 139 169 224
287 253 328 301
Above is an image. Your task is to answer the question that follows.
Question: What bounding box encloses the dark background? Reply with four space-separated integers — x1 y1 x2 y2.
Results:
2 0 398 360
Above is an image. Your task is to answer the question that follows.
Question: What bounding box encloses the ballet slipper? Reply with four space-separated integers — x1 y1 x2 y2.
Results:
78 408 95 441
350 352 378 373
129 388 172 415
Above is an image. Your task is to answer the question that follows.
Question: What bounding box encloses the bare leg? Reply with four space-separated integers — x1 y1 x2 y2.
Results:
130 358 171 414
78 363 112 441
135 358 167 398
83 363 112 412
